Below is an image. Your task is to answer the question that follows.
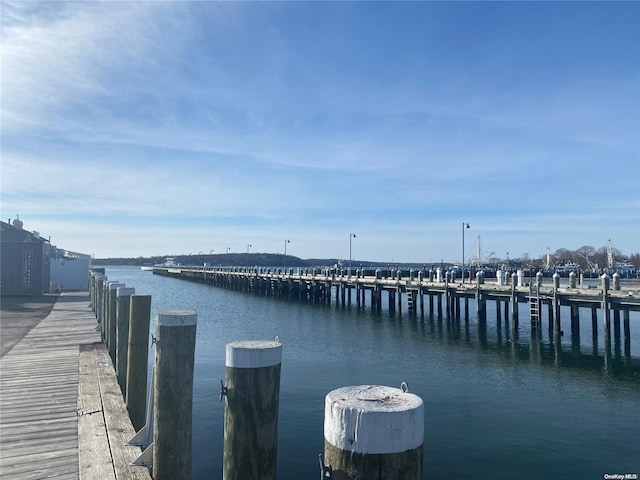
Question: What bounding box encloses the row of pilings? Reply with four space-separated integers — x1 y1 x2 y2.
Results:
91 267 426 479
154 266 639 365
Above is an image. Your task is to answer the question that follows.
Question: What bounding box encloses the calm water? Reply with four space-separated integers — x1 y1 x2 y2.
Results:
105 266 640 480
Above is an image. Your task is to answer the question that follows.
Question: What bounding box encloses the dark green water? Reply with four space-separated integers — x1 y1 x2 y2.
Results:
106 266 640 480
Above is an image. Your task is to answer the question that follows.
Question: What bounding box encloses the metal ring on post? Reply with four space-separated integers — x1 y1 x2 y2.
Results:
401 381 409 393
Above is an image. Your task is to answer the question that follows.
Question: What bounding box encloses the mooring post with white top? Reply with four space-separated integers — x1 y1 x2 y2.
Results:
116 287 135 396
126 294 152 431
153 311 197 480
223 339 282 480
323 384 424 480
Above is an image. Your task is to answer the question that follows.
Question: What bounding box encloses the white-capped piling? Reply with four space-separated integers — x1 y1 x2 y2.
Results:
223 340 282 480
116 286 135 396
323 384 424 480
153 311 197 480
126 294 152 431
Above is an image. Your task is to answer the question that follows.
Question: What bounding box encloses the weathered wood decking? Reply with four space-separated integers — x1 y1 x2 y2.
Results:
0 293 151 480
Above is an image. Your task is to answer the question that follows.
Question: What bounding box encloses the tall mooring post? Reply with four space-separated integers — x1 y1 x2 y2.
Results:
223 340 283 480
322 384 424 480
95 276 106 326
107 282 124 363
116 286 135 396
153 311 197 480
126 294 152 432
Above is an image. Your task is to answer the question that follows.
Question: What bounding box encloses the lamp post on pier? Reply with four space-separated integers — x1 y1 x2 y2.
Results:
462 223 470 283
349 233 356 278
284 239 290 271
246 244 252 269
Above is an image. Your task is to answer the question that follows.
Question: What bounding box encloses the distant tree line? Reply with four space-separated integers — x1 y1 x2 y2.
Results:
488 245 639 272
94 244 639 271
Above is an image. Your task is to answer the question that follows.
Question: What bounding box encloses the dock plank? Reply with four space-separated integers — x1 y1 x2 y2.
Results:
1 292 153 480
78 344 116 480
94 343 152 480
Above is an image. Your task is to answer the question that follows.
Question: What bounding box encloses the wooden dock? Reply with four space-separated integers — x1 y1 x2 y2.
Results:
154 266 640 356
0 292 152 480
153 266 640 314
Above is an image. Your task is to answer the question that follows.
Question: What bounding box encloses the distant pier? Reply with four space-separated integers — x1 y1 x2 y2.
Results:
153 266 640 355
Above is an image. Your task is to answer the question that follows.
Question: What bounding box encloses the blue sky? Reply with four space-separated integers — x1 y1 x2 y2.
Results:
2 1 639 263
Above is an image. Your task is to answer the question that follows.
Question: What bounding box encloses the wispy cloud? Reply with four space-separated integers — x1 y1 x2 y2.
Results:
2 1 638 260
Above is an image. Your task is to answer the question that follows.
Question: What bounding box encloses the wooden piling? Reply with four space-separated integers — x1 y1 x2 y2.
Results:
153 311 197 480
323 384 424 480
223 340 283 480
126 294 152 432
116 287 135 396
602 275 611 365
96 276 106 325
107 282 124 364
570 305 580 337
623 309 631 358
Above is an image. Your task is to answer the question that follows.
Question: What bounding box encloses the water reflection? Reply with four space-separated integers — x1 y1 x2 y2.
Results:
414 310 640 381
338 287 640 382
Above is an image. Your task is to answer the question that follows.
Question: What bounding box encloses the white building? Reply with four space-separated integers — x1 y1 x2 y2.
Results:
49 249 92 292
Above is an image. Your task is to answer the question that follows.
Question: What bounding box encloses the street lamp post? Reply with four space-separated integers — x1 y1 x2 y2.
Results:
462 223 470 283
284 239 290 272
246 244 252 269
349 233 356 277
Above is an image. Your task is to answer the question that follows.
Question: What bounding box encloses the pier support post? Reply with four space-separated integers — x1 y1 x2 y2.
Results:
153 311 197 480
510 273 518 330
570 305 580 338
465 296 469 321
116 287 135 396
601 275 611 366
323 384 424 480
623 309 631 357
476 272 486 326
591 306 598 346
223 340 282 480
126 294 152 431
